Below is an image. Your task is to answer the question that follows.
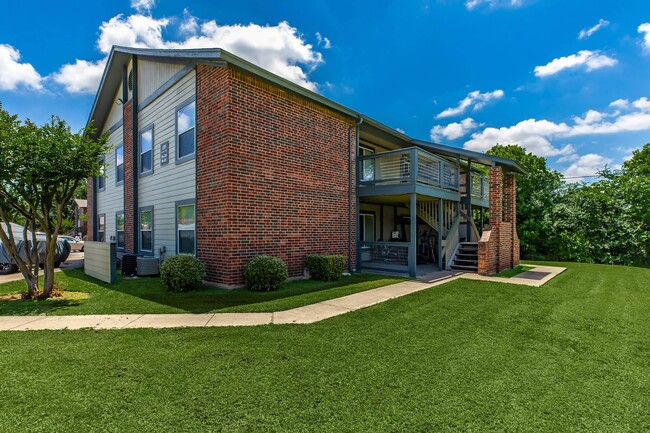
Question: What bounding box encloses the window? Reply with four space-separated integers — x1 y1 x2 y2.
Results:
359 146 375 182
176 201 195 254
98 156 106 190
359 212 375 242
139 207 153 254
116 212 125 250
140 127 153 175
176 100 196 161
97 214 106 242
116 145 124 183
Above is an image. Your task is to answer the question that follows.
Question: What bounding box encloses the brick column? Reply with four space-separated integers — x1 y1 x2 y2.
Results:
123 100 135 254
86 177 94 241
489 166 503 225
504 173 519 267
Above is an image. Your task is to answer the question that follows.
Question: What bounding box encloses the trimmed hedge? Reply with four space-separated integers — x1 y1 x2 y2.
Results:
160 255 206 292
244 256 288 291
306 254 346 281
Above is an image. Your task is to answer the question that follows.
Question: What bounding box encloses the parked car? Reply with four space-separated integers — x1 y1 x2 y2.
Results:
59 235 84 252
0 223 71 275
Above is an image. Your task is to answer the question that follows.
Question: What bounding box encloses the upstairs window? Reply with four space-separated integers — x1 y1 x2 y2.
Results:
359 146 375 182
116 145 124 183
176 100 196 161
140 127 153 175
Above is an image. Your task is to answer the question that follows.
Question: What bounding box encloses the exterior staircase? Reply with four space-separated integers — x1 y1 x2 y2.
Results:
450 242 478 272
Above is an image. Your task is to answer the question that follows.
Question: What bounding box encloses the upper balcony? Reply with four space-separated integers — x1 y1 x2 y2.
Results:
460 172 490 207
357 147 461 200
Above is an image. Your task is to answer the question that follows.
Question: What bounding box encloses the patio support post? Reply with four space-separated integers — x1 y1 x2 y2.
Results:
466 160 472 241
438 198 443 271
409 192 417 277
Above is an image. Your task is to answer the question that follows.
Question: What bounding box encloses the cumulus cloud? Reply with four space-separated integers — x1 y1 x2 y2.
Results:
51 58 107 94
639 23 650 53
578 19 609 40
465 0 524 10
534 50 617 77
51 12 325 93
463 97 650 158
430 118 482 141
609 99 629 109
0 44 43 91
131 0 156 14
564 154 613 181
436 90 504 119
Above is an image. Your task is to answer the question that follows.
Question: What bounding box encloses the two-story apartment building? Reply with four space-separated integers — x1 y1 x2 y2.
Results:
87 46 524 288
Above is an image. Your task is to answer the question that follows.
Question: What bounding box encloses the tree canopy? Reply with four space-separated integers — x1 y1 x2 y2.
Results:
0 102 109 297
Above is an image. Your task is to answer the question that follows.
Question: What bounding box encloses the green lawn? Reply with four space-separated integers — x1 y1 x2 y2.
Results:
0 270 406 316
0 261 649 432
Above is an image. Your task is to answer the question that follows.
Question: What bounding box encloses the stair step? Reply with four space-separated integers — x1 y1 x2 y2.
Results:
453 259 478 265
460 242 478 246
451 264 478 271
456 254 478 259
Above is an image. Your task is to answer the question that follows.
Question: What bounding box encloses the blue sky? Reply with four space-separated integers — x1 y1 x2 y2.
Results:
1 0 649 180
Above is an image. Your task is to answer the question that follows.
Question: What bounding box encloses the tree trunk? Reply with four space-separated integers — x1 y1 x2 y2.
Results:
43 234 57 296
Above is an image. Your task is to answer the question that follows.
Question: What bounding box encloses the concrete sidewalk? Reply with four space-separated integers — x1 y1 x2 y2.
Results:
0 265 565 331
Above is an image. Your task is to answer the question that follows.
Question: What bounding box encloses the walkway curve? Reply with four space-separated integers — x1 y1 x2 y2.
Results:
0 266 564 331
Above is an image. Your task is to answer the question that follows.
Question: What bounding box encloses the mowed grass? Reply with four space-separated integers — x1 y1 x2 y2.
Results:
0 261 649 432
0 269 406 316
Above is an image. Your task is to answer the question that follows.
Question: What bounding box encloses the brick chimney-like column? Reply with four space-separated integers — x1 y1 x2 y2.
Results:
489 166 503 225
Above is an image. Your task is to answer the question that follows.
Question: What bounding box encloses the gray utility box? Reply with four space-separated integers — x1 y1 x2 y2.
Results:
136 256 160 276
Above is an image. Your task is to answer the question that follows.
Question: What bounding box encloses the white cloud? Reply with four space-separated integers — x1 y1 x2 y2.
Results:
51 12 325 94
51 58 106 94
639 23 650 53
430 118 482 141
578 19 609 40
179 9 199 36
131 0 156 14
315 32 331 49
465 0 524 10
464 97 650 158
534 50 617 77
564 154 612 182
0 44 43 91
609 98 629 109
436 89 504 119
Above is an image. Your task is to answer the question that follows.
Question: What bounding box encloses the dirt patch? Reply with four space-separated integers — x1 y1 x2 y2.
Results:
0 291 90 302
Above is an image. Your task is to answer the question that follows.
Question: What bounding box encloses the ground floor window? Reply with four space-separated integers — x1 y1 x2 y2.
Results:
359 211 375 242
176 201 195 254
116 212 125 250
139 207 153 254
97 214 105 242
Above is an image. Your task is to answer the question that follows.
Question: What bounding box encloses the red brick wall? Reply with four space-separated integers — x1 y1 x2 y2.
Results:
122 100 135 254
196 65 356 286
478 168 520 275
86 177 94 241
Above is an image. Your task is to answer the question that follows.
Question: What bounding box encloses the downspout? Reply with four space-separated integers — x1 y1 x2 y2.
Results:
349 115 364 272
131 55 139 253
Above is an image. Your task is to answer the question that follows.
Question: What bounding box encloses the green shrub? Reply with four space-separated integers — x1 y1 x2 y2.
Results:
306 254 346 281
243 256 288 291
160 255 206 292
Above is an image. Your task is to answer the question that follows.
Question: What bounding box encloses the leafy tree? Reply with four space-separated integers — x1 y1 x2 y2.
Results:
0 102 108 298
486 144 563 259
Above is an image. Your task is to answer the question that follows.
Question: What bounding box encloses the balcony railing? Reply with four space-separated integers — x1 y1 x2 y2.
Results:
460 172 489 201
358 147 459 193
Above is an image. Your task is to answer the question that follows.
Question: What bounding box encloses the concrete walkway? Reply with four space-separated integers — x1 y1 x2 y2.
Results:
0 266 564 331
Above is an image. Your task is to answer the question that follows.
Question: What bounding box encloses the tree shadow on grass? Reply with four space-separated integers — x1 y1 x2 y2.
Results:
52 268 397 314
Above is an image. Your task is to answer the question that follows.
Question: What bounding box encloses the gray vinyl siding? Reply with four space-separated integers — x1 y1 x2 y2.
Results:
137 69 196 258
95 126 124 243
104 83 123 131
137 59 186 103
